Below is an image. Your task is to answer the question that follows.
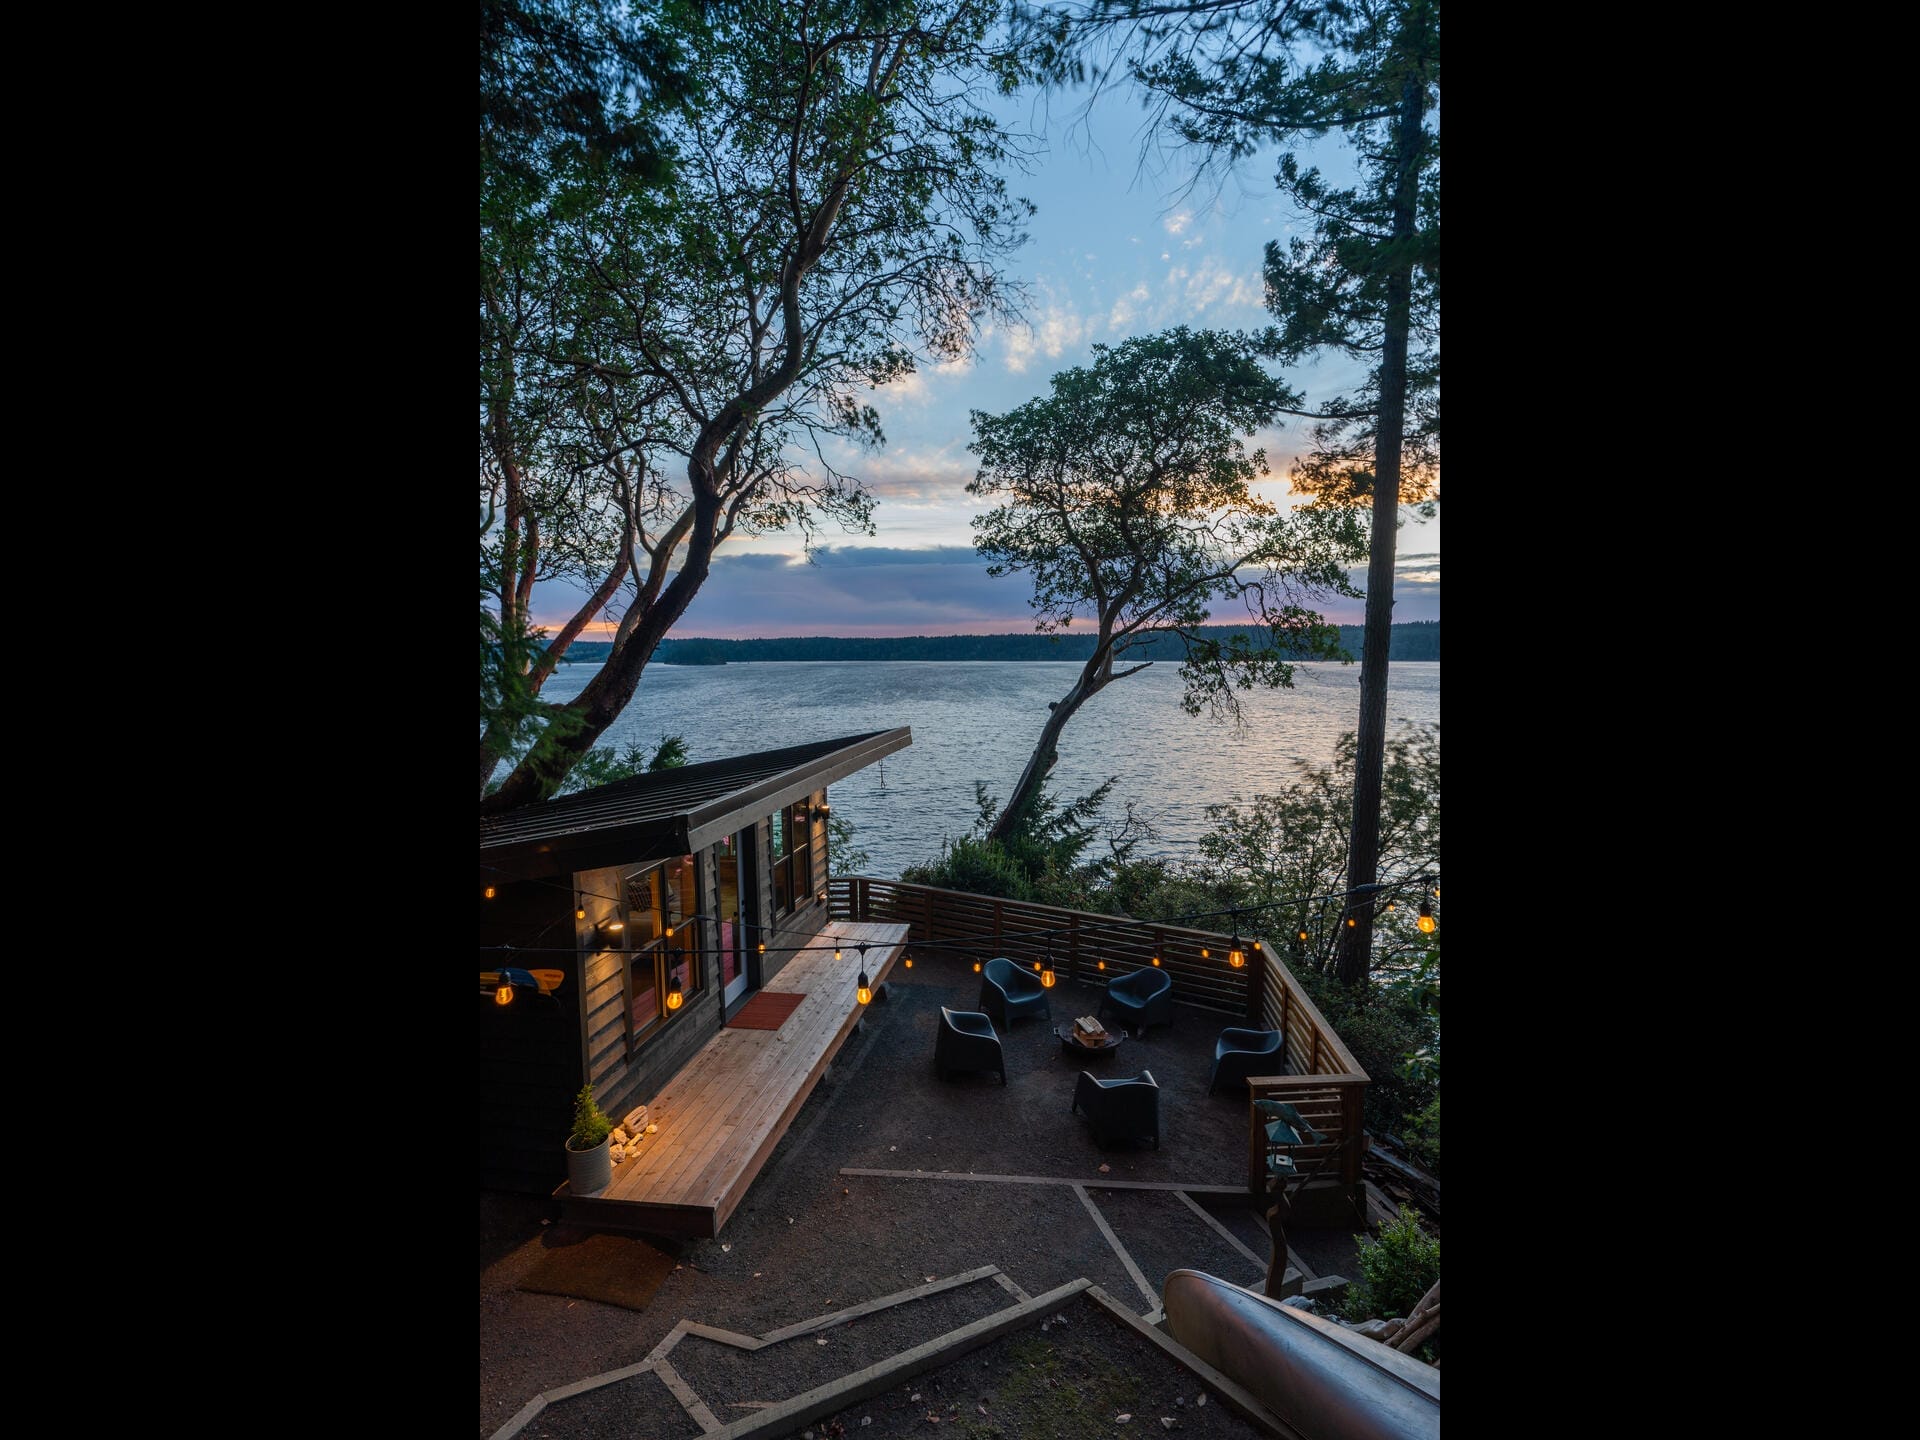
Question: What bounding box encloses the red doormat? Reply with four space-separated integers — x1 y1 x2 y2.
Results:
727 991 808 1030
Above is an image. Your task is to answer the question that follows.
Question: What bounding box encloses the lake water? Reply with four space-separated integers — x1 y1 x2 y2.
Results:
533 659 1439 879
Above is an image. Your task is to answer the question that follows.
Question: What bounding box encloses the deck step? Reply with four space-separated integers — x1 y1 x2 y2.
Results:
498 1274 1302 1440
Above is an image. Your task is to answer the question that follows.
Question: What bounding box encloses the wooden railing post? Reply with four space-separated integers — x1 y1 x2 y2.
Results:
1070 915 1080 984
1310 1028 1321 1076
993 899 1003 957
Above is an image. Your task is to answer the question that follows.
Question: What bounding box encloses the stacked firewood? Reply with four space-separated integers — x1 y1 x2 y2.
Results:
1073 1015 1110 1043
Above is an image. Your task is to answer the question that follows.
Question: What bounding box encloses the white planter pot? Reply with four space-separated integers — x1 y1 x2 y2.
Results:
565 1136 612 1195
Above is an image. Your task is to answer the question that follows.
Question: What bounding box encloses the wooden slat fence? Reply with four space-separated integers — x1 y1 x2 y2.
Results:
831 876 1256 1017
830 880 1370 1212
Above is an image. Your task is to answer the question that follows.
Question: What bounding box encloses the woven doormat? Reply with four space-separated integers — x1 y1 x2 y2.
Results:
726 991 807 1030
517 1228 675 1312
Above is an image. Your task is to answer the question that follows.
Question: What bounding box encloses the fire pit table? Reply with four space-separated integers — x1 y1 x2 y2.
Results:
1054 1023 1126 1060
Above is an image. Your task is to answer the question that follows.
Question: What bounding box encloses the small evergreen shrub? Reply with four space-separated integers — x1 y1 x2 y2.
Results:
1340 1204 1439 1323
568 1083 614 1151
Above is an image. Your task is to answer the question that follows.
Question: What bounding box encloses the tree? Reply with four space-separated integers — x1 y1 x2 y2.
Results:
966 327 1366 843
480 0 1037 811
1024 0 1440 984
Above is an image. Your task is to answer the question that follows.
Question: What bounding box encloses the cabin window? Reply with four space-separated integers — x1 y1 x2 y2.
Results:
769 800 813 920
624 855 701 1052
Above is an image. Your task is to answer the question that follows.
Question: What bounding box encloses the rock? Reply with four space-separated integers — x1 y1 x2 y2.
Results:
862 1419 872 1427
1115 1415 1131 1424
611 1127 630 1145
911 1394 922 1403
645 1123 658 1134
1174 1397 1185 1407
610 1145 625 1164
1196 1396 1206 1408
1161 1419 1177 1430
1280 1296 1315 1311
1054 1313 1069 1326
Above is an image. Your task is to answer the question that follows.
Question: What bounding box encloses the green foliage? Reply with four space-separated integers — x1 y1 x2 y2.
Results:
482 0 1040 809
901 776 1117 909
547 735 689 796
1340 1204 1439 1326
1296 967 1436 1138
1402 1092 1439 1174
568 1084 614 1151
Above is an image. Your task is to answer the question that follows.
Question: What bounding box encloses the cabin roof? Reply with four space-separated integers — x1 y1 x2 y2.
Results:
479 727 912 882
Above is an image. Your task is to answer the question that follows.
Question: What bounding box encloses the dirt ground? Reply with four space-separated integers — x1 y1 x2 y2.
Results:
480 961 1366 1439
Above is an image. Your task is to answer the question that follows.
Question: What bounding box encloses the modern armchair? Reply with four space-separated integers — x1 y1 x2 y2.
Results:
979 956 1051 1026
1209 1028 1286 1093
935 1006 1006 1084
1072 1069 1160 1149
1098 966 1173 1036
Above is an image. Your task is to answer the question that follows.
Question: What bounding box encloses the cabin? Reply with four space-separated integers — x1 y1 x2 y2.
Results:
478 727 913 1215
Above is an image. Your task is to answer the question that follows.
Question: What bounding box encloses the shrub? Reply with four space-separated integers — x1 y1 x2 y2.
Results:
1403 1093 1440 1173
568 1083 613 1151
1340 1204 1439 1323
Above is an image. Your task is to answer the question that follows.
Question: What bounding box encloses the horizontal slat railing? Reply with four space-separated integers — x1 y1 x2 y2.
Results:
831 875 1256 1017
1246 1073 1368 1203
831 879 1371 1203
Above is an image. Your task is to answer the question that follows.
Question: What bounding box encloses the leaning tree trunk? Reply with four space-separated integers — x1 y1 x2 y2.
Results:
1335 64 1427 991
986 647 1113 845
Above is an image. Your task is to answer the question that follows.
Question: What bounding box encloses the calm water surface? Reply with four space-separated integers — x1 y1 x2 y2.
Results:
536 660 1438 879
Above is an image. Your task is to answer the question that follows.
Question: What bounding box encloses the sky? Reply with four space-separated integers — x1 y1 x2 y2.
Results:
528 79 1440 640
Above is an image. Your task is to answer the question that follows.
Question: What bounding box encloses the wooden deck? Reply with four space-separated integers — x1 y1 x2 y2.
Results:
560 918 908 1238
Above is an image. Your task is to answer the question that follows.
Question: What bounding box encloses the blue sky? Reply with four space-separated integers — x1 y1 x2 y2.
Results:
531 81 1440 639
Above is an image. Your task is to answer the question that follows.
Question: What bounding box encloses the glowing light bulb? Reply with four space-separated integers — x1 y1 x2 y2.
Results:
495 983 513 1006
904 956 913 968
484 886 495 899
1418 898 1436 934
1040 965 1057 989
1151 957 1161 967
857 971 872 1005
666 978 684 1011
972 960 982 973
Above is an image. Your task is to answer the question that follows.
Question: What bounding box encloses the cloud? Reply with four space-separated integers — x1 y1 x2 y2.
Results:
1003 292 1088 373
1164 210 1193 235
670 546 1042 637
1108 283 1149 331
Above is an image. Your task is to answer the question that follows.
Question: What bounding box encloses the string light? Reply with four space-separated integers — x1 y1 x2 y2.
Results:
972 960 982 973
575 894 586 920
1418 898 1436 934
1040 940 1057 989
666 973 684 1011
495 979 513 1006
1228 914 1246 969
484 885 496 899
903 954 913 968
856 944 872 1005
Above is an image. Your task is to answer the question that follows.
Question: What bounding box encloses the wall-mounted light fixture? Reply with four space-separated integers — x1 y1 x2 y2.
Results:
811 801 833 822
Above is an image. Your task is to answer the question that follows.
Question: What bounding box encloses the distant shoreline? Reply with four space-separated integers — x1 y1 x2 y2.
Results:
560 621 1438 666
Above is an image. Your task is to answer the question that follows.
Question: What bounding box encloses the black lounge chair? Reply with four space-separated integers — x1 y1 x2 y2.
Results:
935 1006 1006 1084
1098 966 1173 1036
1209 1027 1286 1093
1072 1069 1160 1149
979 956 1051 1026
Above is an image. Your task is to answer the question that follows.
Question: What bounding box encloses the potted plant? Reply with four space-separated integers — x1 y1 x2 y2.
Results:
565 1083 614 1195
